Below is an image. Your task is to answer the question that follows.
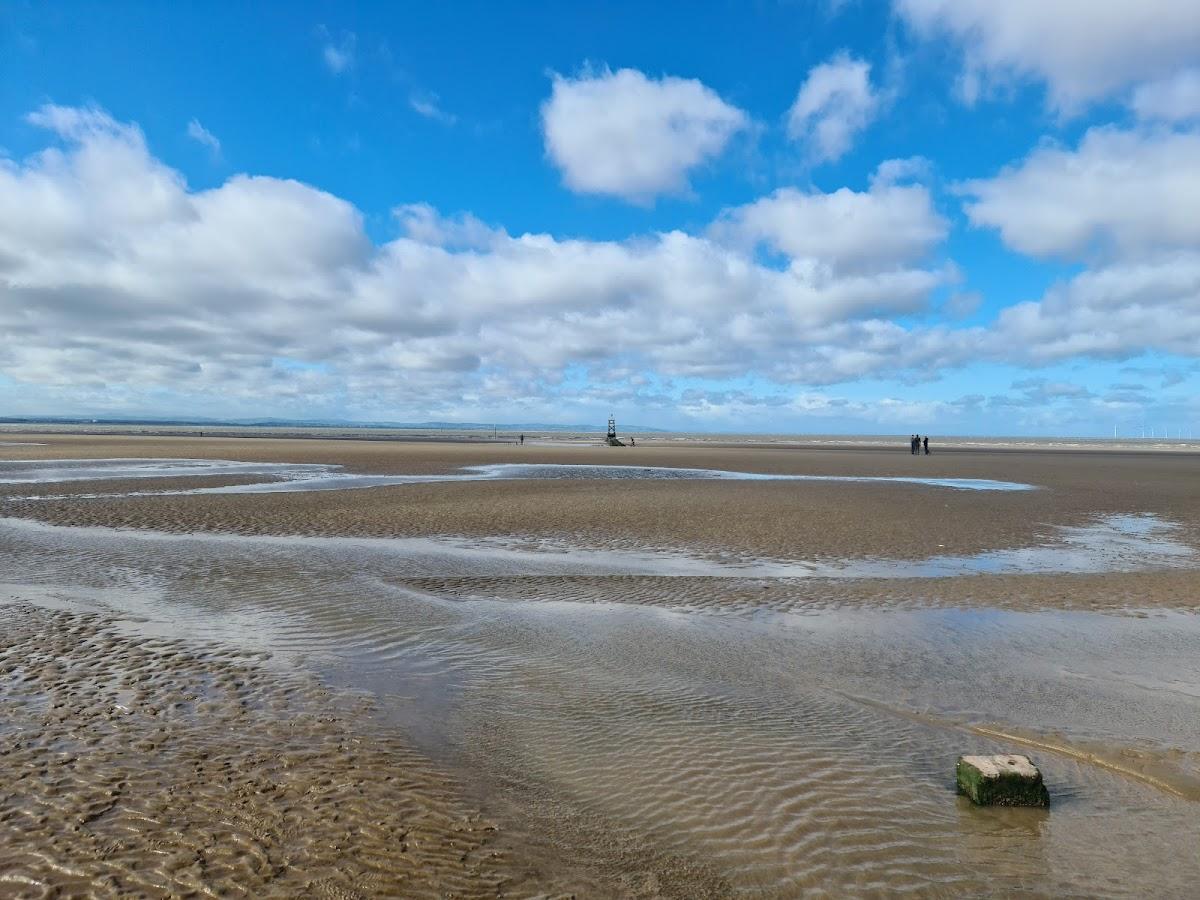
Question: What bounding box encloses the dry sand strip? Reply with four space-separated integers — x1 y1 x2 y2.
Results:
0 601 524 899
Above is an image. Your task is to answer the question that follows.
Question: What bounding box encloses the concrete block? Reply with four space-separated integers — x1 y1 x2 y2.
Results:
956 754 1050 807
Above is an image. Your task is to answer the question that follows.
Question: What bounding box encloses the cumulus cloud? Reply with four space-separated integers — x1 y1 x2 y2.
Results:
0 104 961 418
540 67 747 203
959 127 1200 260
787 53 880 161
985 255 1200 363
1131 69 1200 122
393 203 499 250
943 291 981 319
4 104 1197 423
896 0 1200 110
186 118 221 156
710 174 948 277
27 105 130 140
959 124 1200 368
871 156 932 187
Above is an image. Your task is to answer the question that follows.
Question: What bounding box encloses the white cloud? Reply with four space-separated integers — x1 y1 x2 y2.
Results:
789 391 956 423
672 387 954 426
709 173 948 277
786 53 880 162
1131 69 1200 122
1010 377 1093 402
942 291 981 318
409 92 456 125
957 123 1200 368
959 127 1200 260
27 105 131 140
0 105 957 418
5 104 1198 423
186 118 221 156
986 255 1200 363
896 0 1200 111
19 105 191 235
540 67 748 203
321 32 355 74
393 203 499 250
871 156 932 187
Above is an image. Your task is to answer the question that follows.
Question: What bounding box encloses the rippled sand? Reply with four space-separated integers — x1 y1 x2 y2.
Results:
2 432 1200 897
0 602 517 898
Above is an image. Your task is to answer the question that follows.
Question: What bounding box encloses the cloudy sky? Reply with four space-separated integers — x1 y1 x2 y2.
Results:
2 2 1199 435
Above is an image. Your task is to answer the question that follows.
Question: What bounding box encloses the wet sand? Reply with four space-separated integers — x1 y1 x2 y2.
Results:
2 432 1200 897
0 602 518 898
4 432 1200 563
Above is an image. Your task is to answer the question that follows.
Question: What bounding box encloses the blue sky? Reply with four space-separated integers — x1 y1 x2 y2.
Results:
2 1 1199 435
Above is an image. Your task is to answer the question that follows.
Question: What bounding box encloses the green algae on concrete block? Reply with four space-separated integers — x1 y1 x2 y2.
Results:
956 754 1050 807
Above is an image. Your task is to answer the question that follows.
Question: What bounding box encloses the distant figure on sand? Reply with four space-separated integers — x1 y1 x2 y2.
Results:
519 434 524 445
910 434 918 455
923 436 929 455
630 436 635 447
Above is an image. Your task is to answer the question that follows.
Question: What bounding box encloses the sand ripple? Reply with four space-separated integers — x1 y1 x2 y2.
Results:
0 603 518 899
4 438 1200 896
4 520 1200 895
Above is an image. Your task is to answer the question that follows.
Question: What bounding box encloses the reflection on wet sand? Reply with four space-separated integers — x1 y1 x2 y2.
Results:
1 508 1192 579
3 509 1199 895
0 603 519 898
0 457 1037 495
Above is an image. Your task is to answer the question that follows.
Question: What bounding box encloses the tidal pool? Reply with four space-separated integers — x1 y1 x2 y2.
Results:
0 457 1036 495
1 512 1199 894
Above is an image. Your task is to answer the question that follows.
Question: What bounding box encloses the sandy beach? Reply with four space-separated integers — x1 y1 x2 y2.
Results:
5 431 1200 559
0 602 521 898
3 431 1200 896
13 1 1200 894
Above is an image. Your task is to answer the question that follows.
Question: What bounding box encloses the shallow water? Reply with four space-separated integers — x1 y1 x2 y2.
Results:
2 514 1199 895
0 457 1036 494
1 509 1190 579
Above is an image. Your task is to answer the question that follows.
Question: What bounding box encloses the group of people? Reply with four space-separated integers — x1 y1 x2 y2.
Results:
910 434 930 455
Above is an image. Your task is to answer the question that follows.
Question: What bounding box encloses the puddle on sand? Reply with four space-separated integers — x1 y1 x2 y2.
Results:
0 457 1036 496
841 513 1195 577
0 510 1192 580
4 528 1200 895
0 457 331 486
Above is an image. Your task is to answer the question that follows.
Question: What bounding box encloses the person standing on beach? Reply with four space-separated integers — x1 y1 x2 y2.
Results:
923 435 929 455
910 434 917 454
519 434 524 445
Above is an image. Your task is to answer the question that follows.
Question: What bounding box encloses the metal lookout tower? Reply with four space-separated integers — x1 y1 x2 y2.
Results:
605 415 625 446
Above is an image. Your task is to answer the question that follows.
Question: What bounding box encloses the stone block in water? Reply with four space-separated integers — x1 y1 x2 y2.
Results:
956 754 1050 807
